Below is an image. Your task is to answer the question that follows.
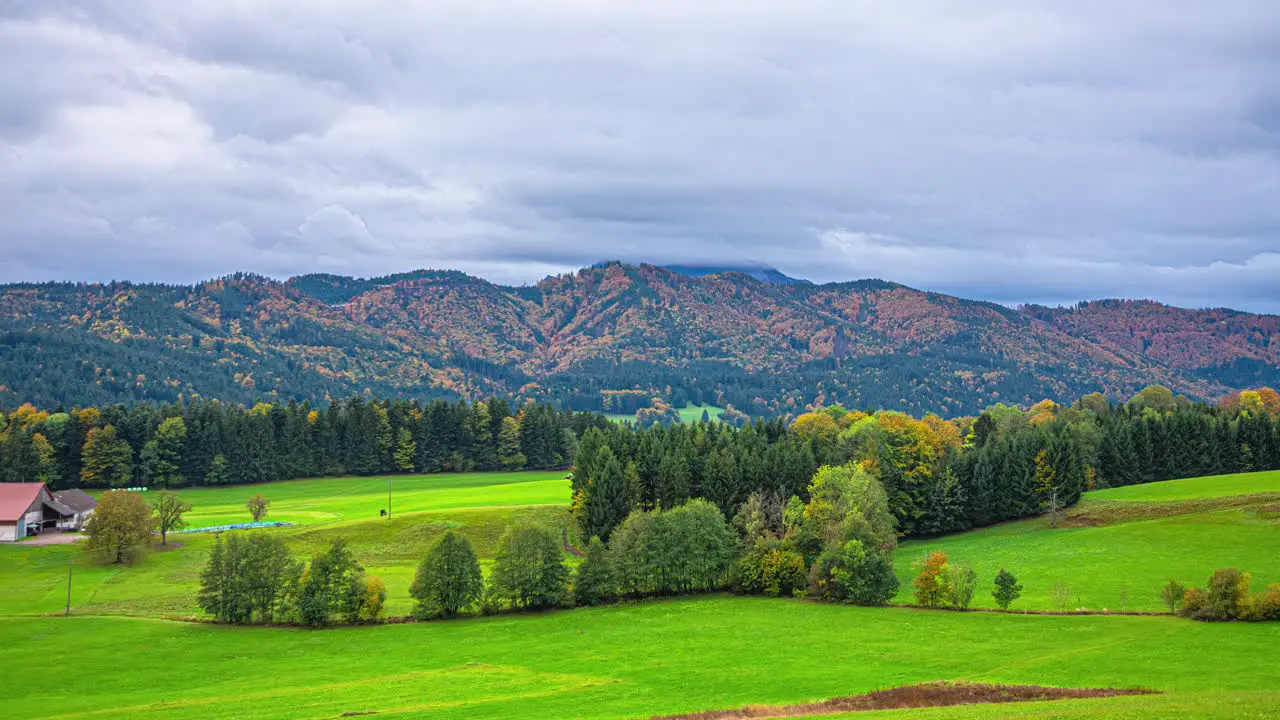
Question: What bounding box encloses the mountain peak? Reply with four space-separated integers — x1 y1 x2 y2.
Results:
661 263 811 286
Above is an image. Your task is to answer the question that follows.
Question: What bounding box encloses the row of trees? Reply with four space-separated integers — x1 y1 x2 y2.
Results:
0 397 595 489
410 500 741 619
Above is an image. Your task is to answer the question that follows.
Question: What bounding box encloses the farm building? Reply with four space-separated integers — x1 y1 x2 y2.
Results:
0 483 75 542
54 489 98 531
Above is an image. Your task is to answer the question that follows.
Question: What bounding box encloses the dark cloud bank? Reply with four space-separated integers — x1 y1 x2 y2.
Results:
2 1 1279 311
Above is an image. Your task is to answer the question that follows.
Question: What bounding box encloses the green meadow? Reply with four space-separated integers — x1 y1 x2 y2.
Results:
893 470 1280 611
148 470 570 528
605 403 725 424
2 599 1278 719
2 469 1279 718
1 471 572 618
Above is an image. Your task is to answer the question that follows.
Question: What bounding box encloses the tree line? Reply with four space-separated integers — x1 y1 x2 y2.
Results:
570 385 1280 543
0 397 600 489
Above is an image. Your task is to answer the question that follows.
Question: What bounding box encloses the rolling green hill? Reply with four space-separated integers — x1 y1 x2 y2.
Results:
893 471 1280 611
3 470 1279 718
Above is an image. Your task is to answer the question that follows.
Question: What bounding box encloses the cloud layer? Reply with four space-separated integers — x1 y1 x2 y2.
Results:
2 1 1279 311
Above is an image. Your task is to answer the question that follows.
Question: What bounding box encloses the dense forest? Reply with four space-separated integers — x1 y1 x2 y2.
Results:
3 264 1278 416
4 384 1277 544
0 397 598 491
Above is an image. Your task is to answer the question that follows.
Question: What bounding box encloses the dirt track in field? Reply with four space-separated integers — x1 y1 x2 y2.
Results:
649 682 1157 719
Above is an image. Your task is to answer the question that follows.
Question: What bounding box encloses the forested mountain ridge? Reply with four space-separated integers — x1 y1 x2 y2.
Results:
1 263 1276 414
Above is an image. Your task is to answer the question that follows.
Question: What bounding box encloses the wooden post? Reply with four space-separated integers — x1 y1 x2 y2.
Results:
65 550 73 616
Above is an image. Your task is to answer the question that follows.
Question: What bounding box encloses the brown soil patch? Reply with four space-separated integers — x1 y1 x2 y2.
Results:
649 682 1157 719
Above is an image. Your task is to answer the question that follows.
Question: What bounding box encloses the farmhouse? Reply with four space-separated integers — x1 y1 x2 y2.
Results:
54 489 99 531
0 483 75 542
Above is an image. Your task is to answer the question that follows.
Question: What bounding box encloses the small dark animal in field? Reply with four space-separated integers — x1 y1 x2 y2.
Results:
380 509 387 517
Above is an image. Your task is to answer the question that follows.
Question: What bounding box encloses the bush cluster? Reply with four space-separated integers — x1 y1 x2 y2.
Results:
1177 569 1280 622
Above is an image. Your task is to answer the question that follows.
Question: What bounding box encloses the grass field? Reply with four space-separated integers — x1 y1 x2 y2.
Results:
893 470 1280 611
3 469 1279 718
0 471 573 618
128 470 571 528
2 598 1277 719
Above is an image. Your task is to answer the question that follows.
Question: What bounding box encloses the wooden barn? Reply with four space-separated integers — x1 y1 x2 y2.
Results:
54 489 99 531
0 483 75 541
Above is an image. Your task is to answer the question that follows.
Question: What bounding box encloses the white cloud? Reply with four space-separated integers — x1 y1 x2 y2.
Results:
0 1 1277 311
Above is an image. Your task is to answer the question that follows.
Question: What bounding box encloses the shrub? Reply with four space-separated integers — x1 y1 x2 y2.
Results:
913 551 952 607
1181 587 1208 618
1050 583 1073 611
1202 568 1250 621
731 540 807 598
410 530 483 619
992 569 1022 611
1247 584 1280 622
813 540 898 606
1160 579 1186 614
946 564 978 609
357 577 386 623
573 537 618 606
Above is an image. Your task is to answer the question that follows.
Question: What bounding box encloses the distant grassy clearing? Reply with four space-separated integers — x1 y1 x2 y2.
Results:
605 403 724 424
895 470 1280 611
102 470 570 528
1 598 1277 719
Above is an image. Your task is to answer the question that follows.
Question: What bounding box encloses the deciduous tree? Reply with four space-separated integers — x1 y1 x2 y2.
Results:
410 530 483 619
992 569 1022 611
489 523 569 610
150 490 192 544
246 493 270 522
84 490 152 563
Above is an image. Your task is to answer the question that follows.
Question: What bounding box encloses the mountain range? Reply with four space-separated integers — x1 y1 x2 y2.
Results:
1 262 1276 416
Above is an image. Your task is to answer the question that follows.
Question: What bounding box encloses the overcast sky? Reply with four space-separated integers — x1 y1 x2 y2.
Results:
3 1 1279 312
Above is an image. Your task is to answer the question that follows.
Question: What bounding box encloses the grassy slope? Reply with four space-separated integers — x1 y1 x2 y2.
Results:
4 470 1280 718
893 470 1280 611
156 470 569 528
2 599 1277 720
2 471 573 618
1087 470 1280 501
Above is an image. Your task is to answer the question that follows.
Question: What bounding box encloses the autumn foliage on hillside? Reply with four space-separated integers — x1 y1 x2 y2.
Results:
1 264 1276 414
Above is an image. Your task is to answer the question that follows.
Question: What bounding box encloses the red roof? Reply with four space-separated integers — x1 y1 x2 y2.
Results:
0 483 46 522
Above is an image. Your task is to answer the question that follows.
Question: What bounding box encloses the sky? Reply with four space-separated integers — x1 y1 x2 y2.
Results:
2 1 1279 312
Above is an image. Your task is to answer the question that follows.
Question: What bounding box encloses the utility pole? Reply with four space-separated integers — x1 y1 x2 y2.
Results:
387 476 392 519
65 549 73 616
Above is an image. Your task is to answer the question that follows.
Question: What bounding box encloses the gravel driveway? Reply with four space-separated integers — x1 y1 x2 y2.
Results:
21 531 85 546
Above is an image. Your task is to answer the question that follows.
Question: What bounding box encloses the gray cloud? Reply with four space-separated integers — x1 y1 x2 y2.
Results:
1 1 1279 311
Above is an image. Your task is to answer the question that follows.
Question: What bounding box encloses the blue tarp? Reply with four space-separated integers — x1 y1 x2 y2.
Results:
178 521 293 533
